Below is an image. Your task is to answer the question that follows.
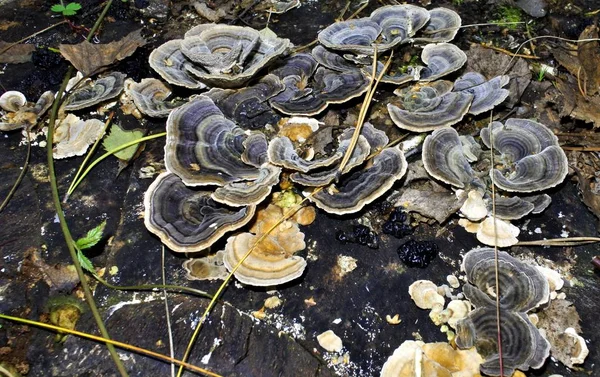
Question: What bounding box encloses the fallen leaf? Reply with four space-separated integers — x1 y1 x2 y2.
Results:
102 123 144 161
59 29 146 76
577 25 600 96
0 41 35 63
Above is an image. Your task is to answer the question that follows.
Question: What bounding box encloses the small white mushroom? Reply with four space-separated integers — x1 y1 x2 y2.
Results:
460 190 487 221
458 218 480 233
0 91 27 112
409 280 445 310
446 300 471 329
536 266 564 293
317 330 343 352
564 327 589 365
476 216 519 247
446 275 460 289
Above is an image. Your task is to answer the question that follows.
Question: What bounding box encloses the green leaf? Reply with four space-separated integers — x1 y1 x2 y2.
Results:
51 4 66 12
65 2 82 10
75 220 106 250
77 249 96 274
102 124 145 161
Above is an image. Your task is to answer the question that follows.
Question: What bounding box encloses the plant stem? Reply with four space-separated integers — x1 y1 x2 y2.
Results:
44 0 129 375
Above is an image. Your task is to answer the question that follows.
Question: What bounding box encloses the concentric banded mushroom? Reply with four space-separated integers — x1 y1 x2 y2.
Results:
129 78 184 117
413 7 462 43
268 136 343 172
211 163 281 206
165 96 261 186
388 84 473 132
481 119 568 192
419 43 467 82
0 91 26 112
309 146 407 215
487 195 535 220
456 306 550 376
370 5 430 51
53 114 106 159
317 18 382 55
0 91 54 131
422 127 476 188
311 45 358 72
149 40 207 89
144 172 256 253
461 248 549 312
64 72 126 110
453 72 510 115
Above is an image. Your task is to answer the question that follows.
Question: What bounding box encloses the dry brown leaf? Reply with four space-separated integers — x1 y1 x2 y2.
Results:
59 29 146 76
578 25 600 96
0 41 35 63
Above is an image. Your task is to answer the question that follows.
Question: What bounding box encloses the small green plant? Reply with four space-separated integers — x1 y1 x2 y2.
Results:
74 220 106 273
51 1 82 16
537 66 548 82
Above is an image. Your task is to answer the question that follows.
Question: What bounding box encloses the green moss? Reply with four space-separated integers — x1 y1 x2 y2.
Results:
491 6 523 30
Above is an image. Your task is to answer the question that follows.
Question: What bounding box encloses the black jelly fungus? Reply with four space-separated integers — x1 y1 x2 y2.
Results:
397 239 438 268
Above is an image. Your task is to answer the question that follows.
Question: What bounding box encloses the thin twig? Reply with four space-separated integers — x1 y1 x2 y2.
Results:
517 237 600 246
0 128 31 213
0 21 68 56
162 246 176 377
479 43 540 59
488 112 504 377
0 313 222 377
561 146 600 151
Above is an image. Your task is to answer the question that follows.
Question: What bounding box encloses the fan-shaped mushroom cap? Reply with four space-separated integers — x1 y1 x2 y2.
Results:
453 72 510 115
0 91 26 112
409 280 445 310
211 163 281 206
222 204 307 286
460 135 482 162
422 128 476 188
144 172 256 253
63 72 126 110
481 119 568 192
380 340 484 377
388 85 473 132
456 307 550 376
206 74 284 129
419 43 467 82
53 114 106 159
183 24 291 88
182 250 228 281
317 330 343 352
271 66 369 116
460 190 488 221
311 45 358 72
366 61 419 85
268 136 343 172
317 18 382 55
522 193 552 214
461 248 549 311
165 96 260 186
241 132 269 167
149 39 207 89
370 5 430 50
308 146 407 214
475 217 520 247
1 91 54 131
129 78 184 117
413 8 462 43
487 195 534 220
180 26 260 73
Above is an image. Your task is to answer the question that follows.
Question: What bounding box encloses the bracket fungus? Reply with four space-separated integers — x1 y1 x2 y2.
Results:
175 24 291 88
486 195 535 220
480 119 568 192
412 8 462 43
182 250 228 281
381 340 483 377
165 96 261 186
63 72 126 111
308 146 407 215
144 172 256 253
422 128 476 188
206 74 284 129
53 114 106 159
211 163 281 207
456 248 551 376
311 45 358 72
149 39 207 89
388 84 473 132
475 217 520 248
453 72 510 115
369 5 430 51
268 136 343 173
317 18 382 55
0 91 54 131
418 43 467 82
129 78 185 117
222 204 307 286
